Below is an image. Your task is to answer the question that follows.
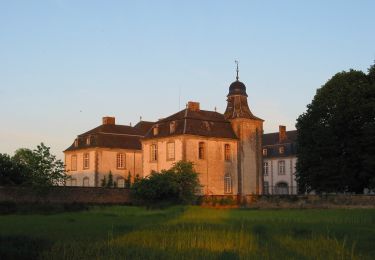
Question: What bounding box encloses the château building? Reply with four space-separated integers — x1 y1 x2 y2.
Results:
64 69 296 195
262 126 298 194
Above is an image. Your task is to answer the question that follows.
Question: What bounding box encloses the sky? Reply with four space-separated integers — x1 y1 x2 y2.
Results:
1 0 374 159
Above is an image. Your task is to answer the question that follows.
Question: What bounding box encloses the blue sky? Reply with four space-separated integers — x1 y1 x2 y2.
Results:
1 0 374 159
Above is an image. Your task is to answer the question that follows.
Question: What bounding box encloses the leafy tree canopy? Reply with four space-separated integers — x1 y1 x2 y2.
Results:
131 161 200 205
296 64 375 193
0 143 66 187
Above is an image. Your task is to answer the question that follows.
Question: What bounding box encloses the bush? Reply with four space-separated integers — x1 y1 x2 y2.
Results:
131 161 200 205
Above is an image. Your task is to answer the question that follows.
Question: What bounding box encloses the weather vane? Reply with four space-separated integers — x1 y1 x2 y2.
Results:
235 60 239 81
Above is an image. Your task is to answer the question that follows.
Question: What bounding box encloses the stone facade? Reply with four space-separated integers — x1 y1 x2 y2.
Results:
262 126 298 194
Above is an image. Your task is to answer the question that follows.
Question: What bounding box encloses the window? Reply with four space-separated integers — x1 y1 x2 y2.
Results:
262 148 267 156
86 136 90 145
117 153 125 169
278 160 285 175
74 138 78 147
71 155 77 171
279 146 285 154
153 126 159 136
170 121 176 134
150 144 158 161
83 177 89 187
264 181 269 195
117 178 125 188
275 182 289 195
83 153 89 169
167 142 175 160
263 162 269 176
224 144 231 161
224 173 232 194
198 142 205 159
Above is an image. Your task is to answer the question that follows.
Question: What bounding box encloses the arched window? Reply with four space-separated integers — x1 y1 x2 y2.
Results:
274 182 289 195
117 177 125 188
224 173 232 194
83 177 89 187
117 153 125 169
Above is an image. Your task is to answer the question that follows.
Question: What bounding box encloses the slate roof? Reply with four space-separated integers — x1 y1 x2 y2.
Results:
262 130 297 158
143 109 238 140
64 121 154 152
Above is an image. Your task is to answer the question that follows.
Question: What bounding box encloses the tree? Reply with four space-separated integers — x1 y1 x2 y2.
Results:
296 64 375 193
14 143 66 187
131 161 200 204
106 171 114 188
125 171 131 188
101 176 107 187
0 153 27 185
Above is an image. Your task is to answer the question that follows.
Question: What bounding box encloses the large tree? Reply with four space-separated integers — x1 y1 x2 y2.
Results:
0 143 66 187
296 64 375 193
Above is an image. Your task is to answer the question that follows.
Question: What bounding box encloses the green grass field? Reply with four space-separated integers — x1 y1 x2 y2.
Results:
0 206 374 259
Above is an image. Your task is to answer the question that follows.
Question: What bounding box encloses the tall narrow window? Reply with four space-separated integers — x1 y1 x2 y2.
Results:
224 144 231 161
150 144 158 161
83 153 89 169
224 173 232 193
198 142 205 159
167 142 175 160
117 153 125 169
71 155 77 171
263 162 269 176
278 160 285 175
263 181 269 195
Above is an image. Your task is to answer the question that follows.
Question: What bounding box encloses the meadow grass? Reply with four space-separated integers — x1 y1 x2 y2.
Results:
0 206 374 259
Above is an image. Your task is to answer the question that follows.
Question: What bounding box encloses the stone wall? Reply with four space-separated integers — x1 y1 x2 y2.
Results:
202 194 375 208
0 186 131 204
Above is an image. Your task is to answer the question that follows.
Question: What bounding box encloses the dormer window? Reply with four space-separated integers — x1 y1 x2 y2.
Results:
262 148 267 156
153 125 159 136
279 146 285 154
74 138 78 147
86 136 90 145
170 121 176 134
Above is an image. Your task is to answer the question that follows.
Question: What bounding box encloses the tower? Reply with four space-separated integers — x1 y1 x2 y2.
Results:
224 62 264 195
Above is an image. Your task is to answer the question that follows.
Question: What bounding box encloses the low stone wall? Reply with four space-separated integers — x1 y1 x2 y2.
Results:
0 186 131 204
201 194 375 208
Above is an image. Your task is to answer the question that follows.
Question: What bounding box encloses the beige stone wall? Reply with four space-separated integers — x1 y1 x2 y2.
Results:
142 138 184 174
230 119 263 195
64 148 142 187
142 135 238 195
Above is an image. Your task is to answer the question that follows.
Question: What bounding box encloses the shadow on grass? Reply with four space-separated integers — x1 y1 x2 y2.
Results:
0 236 52 260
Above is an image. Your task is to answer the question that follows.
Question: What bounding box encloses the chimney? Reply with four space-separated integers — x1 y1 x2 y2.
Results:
102 116 115 125
279 125 287 142
187 101 200 111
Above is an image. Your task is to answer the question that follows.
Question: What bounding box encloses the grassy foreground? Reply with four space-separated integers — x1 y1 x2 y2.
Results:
0 206 374 259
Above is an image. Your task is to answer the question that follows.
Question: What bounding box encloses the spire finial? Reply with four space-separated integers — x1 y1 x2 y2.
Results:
235 60 239 81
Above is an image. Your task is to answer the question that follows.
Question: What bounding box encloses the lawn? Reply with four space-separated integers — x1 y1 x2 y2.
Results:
0 206 374 259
